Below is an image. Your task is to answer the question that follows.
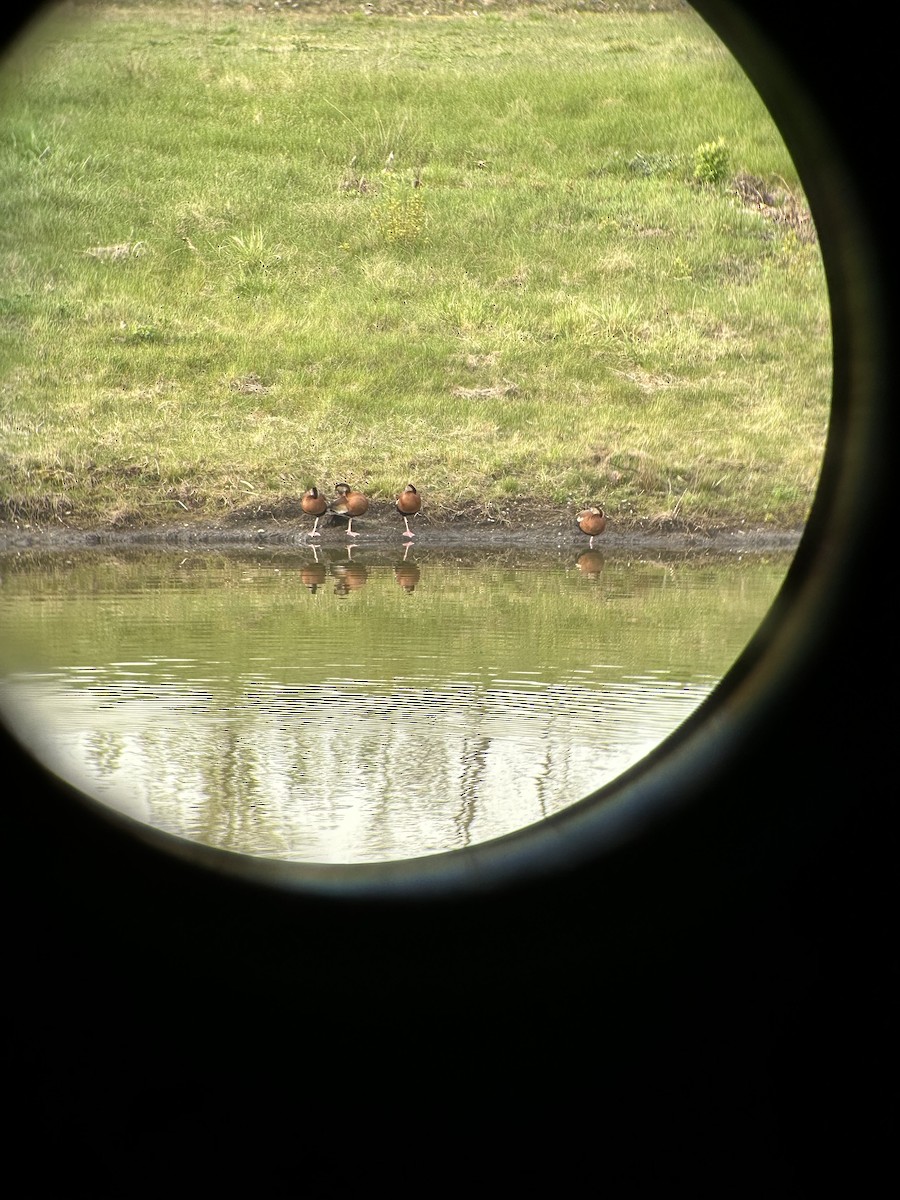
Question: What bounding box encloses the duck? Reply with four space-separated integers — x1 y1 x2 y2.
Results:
330 482 369 537
300 486 327 538
576 505 607 549
395 484 422 539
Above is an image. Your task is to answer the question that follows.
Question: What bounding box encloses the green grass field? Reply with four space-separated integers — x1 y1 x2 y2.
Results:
0 0 831 530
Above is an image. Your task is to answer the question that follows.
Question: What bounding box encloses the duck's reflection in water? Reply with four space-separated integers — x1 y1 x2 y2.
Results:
332 545 370 597
297 543 423 597
576 550 605 580
394 547 421 593
300 545 328 594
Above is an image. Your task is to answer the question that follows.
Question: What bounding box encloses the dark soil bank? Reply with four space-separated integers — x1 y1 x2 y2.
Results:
0 514 803 555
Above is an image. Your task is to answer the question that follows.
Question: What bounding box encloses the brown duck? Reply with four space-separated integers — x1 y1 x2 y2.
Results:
300 486 327 538
330 482 369 537
395 484 422 539
576 505 607 549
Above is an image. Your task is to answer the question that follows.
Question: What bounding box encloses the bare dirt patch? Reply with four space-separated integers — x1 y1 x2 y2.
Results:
0 505 804 556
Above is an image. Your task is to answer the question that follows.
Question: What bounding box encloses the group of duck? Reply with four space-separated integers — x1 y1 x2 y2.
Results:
301 482 608 547
301 482 421 539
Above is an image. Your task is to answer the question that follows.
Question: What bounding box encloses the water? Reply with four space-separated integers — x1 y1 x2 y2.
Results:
0 543 791 863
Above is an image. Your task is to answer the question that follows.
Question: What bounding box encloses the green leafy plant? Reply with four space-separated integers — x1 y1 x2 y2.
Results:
123 323 160 343
371 174 427 247
693 137 730 186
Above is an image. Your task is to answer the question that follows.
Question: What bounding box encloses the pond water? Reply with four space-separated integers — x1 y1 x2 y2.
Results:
0 543 791 864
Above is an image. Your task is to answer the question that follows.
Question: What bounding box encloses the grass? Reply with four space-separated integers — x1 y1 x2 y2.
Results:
0 0 830 531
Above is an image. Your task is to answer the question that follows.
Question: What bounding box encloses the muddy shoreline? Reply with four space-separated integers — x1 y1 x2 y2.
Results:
0 514 804 555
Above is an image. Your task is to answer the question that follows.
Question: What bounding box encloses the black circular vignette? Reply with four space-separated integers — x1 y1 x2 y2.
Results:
2 1 893 1171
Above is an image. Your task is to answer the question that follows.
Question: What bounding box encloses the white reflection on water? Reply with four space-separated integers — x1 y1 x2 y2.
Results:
1 667 709 862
